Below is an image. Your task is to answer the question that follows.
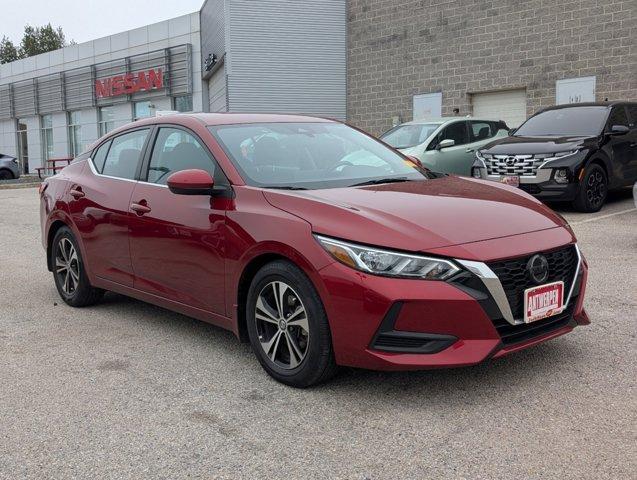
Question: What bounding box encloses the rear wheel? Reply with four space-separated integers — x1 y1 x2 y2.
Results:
52 227 104 307
246 260 337 387
0 169 13 180
573 164 607 213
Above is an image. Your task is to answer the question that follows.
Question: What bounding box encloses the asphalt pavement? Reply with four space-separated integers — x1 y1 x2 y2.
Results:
0 187 635 479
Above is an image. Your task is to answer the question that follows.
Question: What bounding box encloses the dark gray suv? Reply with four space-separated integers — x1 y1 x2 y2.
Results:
0 154 20 180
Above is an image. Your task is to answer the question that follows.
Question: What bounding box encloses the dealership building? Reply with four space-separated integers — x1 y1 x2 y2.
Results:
0 0 635 175
0 0 346 174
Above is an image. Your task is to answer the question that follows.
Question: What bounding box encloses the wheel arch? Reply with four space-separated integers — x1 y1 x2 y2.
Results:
46 220 70 271
233 244 332 343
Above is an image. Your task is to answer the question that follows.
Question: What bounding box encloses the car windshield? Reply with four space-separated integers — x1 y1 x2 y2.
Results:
208 122 429 189
380 123 441 148
514 106 608 137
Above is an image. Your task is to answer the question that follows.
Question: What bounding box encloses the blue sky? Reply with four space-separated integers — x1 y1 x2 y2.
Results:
1 0 204 44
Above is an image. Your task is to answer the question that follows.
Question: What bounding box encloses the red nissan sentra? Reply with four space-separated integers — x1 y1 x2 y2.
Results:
40 114 589 387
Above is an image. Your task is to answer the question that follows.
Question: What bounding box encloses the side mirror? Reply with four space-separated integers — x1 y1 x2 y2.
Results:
609 125 629 136
167 169 215 195
436 139 455 150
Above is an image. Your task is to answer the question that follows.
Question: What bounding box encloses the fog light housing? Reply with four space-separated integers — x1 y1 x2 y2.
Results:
554 168 569 184
471 167 482 178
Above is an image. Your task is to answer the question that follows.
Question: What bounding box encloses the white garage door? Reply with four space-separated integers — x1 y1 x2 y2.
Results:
471 89 527 128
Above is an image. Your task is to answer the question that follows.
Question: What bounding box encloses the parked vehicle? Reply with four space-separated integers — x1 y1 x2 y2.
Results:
0 153 20 180
380 117 509 175
40 113 589 387
472 102 637 212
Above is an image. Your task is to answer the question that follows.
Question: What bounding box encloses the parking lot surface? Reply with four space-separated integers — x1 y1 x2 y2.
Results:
1 187 635 479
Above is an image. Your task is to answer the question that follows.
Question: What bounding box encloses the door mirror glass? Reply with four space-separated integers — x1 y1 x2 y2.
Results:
609 124 630 135
167 169 215 195
437 139 455 150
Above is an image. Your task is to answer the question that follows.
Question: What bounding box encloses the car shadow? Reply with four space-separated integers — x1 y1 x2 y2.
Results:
548 186 633 213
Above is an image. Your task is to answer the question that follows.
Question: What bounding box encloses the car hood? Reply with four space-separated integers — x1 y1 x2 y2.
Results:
481 135 598 155
263 176 567 253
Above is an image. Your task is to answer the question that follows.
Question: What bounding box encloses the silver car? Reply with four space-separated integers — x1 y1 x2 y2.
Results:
381 117 509 176
0 154 20 180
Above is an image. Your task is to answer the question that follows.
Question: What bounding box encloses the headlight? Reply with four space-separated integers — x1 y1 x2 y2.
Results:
315 235 460 280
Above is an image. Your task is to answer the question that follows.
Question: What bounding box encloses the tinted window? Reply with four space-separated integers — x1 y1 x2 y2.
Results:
101 129 149 180
209 122 428 189
626 105 637 127
92 140 111 173
147 128 215 185
381 123 441 149
469 121 494 141
430 121 468 148
515 107 607 136
607 106 629 128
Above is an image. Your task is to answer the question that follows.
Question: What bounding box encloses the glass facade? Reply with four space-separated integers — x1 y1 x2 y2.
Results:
41 114 54 162
68 111 82 156
99 106 115 136
134 101 152 120
173 95 193 112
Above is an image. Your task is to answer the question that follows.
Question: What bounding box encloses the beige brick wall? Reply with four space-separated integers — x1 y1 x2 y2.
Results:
347 0 637 135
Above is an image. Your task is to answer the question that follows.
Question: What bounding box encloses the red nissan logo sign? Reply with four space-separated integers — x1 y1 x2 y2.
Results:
95 68 164 99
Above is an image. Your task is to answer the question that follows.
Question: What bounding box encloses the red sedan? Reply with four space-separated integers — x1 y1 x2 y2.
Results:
40 114 589 387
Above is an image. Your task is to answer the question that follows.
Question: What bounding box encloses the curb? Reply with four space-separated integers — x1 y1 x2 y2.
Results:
0 182 41 190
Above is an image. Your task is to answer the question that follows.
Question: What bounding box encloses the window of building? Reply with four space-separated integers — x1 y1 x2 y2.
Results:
101 129 149 180
134 101 152 120
173 95 193 113
68 111 82 157
16 120 29 174
41 114 54 162
99 106 115 136
147 127 214 184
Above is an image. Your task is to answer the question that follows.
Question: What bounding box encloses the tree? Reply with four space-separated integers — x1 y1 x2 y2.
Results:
0 24 72 64
0 37 20 64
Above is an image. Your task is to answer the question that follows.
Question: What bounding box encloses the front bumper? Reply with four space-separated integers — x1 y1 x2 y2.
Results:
471 166 579 201
319 242 588 371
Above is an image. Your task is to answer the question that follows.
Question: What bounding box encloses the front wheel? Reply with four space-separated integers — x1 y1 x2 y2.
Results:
52 227 104 307
246 260 337 388
0 169 14 180
572 164 607 213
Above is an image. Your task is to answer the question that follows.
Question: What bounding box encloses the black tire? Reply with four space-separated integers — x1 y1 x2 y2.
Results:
246 260 337 388
51 226 104 307
0 169 14 180
572 163 608 213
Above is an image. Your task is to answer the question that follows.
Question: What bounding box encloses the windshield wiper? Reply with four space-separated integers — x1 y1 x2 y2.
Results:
349 177 411 187
261 185 309 190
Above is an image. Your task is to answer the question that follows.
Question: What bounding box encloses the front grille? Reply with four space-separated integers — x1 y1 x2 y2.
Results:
487 245 578 320
485 154 544 176
493 303 576 345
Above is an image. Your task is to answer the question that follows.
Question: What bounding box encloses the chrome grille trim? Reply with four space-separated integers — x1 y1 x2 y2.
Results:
482 151 577 177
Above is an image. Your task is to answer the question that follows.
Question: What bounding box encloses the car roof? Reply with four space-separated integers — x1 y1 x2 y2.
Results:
131 112 337 128
399 116 502 126
540 101 636 111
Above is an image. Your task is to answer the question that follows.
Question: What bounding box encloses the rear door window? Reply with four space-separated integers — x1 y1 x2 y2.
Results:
101 129 149 180
469 121 494 142
625 105 637 128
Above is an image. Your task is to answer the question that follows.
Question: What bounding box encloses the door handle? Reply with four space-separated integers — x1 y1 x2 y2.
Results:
466 148 475 153
69 186 85 199
131 201 151 215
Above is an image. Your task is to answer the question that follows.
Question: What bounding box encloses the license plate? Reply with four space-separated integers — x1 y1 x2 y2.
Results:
524 281 564 323
500 175 519 187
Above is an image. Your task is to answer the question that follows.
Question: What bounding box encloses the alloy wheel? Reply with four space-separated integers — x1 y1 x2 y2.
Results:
254 281 310 369
585 170 606 209
55 238 80 295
